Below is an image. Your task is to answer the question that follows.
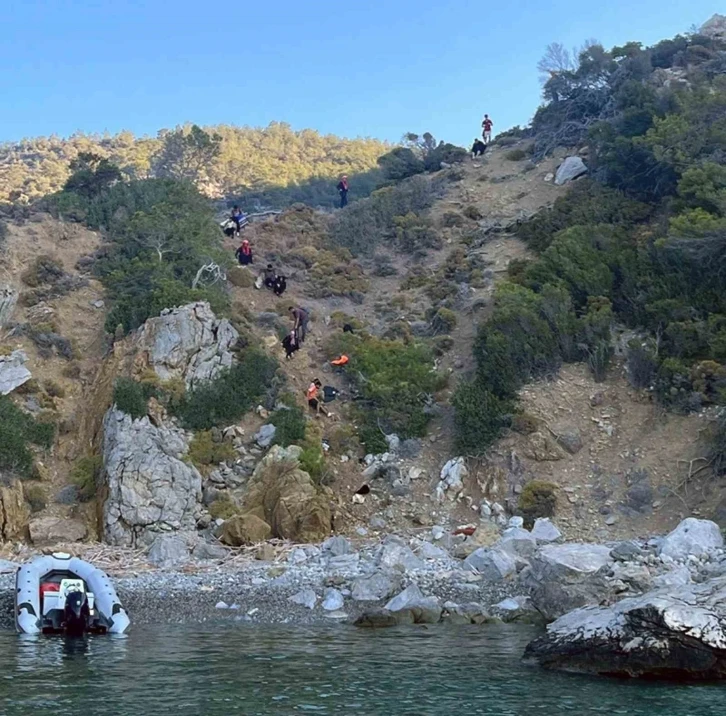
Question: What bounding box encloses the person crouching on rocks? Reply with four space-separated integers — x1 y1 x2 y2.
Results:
235 239 253 266
306 379 331 417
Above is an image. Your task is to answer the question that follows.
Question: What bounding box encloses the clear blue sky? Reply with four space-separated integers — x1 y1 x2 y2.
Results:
0 0 721 146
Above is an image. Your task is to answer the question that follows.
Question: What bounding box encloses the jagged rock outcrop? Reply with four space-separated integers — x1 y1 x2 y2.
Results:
134 302 238 388
237 445 332 543
701 13 726 40
29 517 87 546
0 349 31 395
0 479 30 541
102 408 203 547
0 286 17 327
525 576 726 680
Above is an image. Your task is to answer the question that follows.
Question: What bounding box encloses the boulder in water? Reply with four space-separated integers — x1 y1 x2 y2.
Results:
524 576 726 679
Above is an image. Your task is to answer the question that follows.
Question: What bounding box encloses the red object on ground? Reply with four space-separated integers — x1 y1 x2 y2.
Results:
453 526 477 536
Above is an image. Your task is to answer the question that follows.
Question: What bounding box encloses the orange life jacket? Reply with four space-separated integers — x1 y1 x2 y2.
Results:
331 355 349 366
306 383 319 401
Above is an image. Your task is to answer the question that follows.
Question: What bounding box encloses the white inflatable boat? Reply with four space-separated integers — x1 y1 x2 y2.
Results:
16 552 130 635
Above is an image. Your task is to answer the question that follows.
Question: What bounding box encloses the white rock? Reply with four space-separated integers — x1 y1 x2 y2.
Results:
431 525 445 541
463 548 518 580
531 518 563 544
0 349 32 395
323 535 352 557
555 156 588 185
659 519 724 560
508 516 524 529
215 601 229 609
652 565 692 589
351 572 397 601
289 589 317 609
498 527 537 558
322 588 345 611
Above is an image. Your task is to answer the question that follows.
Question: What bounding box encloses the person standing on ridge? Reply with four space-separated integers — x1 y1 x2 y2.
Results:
482 114 493 143
337 175 349 208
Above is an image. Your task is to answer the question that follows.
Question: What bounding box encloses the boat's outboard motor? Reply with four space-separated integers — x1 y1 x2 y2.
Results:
63 590 90 636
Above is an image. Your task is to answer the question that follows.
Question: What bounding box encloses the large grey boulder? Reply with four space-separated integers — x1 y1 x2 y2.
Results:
147 534 191 568
524 576 726 679
659 518 723 561
464 547 517 581
0 286 17 327
385 584 442 624
289 588 317 610
0 349 31 395
531 518 562 544
554 156 588 185
351 572 399 601
135 302 238 388
323 535 353 557
523 543 614 621
498 527 537 559
379 537 424 572
102 408 203 547
254 424 276 448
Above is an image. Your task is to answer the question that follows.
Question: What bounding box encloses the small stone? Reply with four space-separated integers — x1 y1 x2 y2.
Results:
255 543 276 561
289 589 317 609
215 601 229 610
508 516 524 529
322 588 345 611
605 515 618 526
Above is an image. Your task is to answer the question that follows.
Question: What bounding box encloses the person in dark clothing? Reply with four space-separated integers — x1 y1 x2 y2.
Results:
273 275 287 296
289 305 310 342
222 219 236 238
282 329 299 360
264 264 277 289
337 175 349 208
231 206 246 235
235 239 253 265
471 138 487 157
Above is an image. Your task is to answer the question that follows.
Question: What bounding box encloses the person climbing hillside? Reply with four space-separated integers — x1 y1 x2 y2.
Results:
482 115 493 143
235 239 253 265
306 378 331 417
471 138 487 157
231 205 246 235
282 329 299 360
289 305 310 343
337 175 349 208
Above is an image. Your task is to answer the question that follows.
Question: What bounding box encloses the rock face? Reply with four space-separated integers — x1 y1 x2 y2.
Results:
238 445 331 543
701 14 726 40
525 576 726 680
555 156 588 185
523 543 613 620
135 302 238 388
0 286 17 327
102 408 203 547
659 518 723 560
464 547 517 580
29 517 87 546
0 479 30 541
0 349 32 395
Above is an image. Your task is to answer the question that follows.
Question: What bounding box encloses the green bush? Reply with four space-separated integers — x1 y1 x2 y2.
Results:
0 396 55 477
70 455 103 501
505 149 528 161
186 431 236 469
430 308 458 335
23 484 47 513
453 379 514 455
299 443 326 483
172 350 278 430
113 377 156 419
326 332 441 443
270 405 307 447
519 481 557 528
208 495 240 520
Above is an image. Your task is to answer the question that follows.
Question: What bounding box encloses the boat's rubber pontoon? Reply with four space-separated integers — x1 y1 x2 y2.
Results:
16 552 130 635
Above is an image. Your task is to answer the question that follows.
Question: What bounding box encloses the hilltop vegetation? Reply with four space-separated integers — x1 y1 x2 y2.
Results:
456 22 726 454
0 122 389 206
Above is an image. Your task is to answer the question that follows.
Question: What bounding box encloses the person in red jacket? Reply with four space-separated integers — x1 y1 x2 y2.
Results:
235 239 253 265
482 114 494 143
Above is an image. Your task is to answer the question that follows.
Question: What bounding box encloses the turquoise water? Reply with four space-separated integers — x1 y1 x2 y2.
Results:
0 624 723 715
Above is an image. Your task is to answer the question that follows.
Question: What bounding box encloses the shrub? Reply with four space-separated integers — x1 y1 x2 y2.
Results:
172 349 278 430
43 380 65 398
0 396 55 478
432 335 455 355
505 149 528 161
70 455 103 501
299 443 326 483
327 424 360 455
511 412 540 434
23 484 47 513
587 339 613 382
187 431 236 469
463 205 483 221
430 308 457 335
208 495 240 520
453 379 514 455
113 377 155 419
393 213 441 254
270 405 307 447
519 480 557 527
442 212 465 228
626 340 658 389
